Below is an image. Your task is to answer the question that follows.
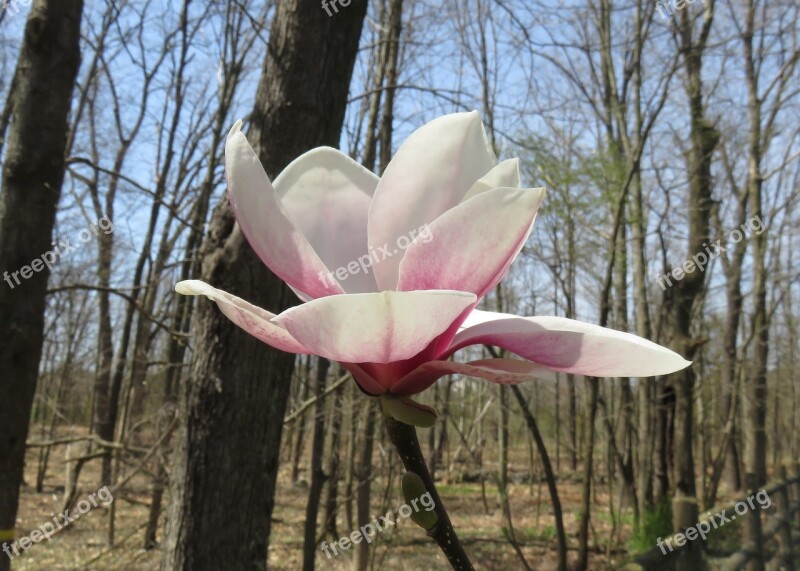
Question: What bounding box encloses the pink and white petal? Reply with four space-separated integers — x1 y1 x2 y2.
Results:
396 186 545 298
368 111 497 290
272 290 477 364
175 280 309 354
447 310 691 377
225 121 344 300
461 158 521 202
391 358 556 395
274 148 379 293
341 363 387 396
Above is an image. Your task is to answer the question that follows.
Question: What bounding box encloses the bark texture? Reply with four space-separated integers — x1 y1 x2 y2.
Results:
0 3 83 570
668 5 718 569
161 2 367 569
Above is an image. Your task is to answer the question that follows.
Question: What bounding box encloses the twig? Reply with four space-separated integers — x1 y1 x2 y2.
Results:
13 418 179 549
383 417 475 570
26 434 149 455
78 518 152 567
510 384 569 571
283 373 350 424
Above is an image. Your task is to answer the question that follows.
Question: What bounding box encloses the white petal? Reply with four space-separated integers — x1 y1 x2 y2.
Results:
274 147 379 293
175 280 309 354
367 111 497 290
461 158 521 201
397 186 545 299
225 121 344 300
448 309 692 377
271 290 477 364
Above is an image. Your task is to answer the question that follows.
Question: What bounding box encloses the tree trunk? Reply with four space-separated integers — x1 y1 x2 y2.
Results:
353 403 376 571
668 7 718 569
577 377 599 571
721 267 744 492
654 381 674 502
431 377 452 481
93 227 115 485
361 0 389 172
511 385 568 571
343 382 359 532
292 358 312 483
302 358 330 571
324 375 345 538
568 374 578 470
144 17 248 546
706 177 748 503
631 166 655 514
0 3 83 570
161 2 367 569
378 0 403 171
742 0 768 489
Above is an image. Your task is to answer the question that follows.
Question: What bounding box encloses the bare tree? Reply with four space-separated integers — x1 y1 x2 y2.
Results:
0 3 83 570
666 3 718 569
161 1 368 568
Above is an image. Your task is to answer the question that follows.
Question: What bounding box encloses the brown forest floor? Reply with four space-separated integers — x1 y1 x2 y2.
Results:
10 433 630 571
8 427 653 570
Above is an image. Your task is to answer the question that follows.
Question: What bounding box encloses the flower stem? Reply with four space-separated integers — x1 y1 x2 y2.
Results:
383 416 475 570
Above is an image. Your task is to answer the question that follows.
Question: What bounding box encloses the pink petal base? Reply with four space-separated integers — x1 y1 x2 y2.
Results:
389 358 556 395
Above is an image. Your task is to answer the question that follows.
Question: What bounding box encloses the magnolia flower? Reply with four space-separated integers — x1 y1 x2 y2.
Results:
176 112 690 397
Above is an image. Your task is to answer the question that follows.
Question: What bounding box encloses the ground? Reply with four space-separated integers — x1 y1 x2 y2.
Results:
7 428 644 570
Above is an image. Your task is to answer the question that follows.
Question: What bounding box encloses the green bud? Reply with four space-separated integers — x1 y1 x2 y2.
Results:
380 395 438 428
402 472 438 530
